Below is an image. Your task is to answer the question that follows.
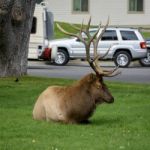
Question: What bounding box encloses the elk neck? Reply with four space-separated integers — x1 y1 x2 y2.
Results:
67 73 94 93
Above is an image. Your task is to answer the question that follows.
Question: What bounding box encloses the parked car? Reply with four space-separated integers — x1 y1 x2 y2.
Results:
139 38 150 67
47 27 147 67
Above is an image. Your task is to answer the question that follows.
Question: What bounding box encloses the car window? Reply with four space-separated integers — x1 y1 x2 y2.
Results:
101 30 118 41
89 30 96 36
120 30 138 40
81 30 96 37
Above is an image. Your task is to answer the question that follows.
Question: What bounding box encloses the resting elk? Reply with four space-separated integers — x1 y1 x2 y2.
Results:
33 18 120 124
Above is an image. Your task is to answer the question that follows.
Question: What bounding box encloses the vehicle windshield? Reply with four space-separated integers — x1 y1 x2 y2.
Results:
81 29 118 41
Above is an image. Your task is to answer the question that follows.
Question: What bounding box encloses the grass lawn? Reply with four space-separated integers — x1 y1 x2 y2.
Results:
0 77 150 150
142 32 150 39
54 22 150 39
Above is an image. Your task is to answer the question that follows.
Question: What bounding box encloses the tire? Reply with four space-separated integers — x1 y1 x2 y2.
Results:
114 51 131 67
139 58 150 67
54 49 69 65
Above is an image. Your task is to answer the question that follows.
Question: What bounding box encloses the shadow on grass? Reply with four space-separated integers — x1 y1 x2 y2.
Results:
91 116 123 126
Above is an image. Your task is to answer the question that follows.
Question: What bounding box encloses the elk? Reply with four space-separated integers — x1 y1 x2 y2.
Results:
32 18 120 124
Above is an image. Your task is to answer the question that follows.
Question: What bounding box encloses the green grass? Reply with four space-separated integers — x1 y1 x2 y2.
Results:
0 77 150 150
54 22 97 39
54 22 82 39
142 32 150 38
54 21 150 39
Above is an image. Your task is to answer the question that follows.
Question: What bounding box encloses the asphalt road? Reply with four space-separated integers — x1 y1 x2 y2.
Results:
27 60 150 84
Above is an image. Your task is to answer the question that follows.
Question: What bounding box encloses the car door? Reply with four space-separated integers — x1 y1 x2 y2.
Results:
70 38 86 58
70 30 98 58
70 29 119 59
97 30 119 59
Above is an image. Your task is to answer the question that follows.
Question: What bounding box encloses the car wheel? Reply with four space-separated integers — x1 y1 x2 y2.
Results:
139 58 150 67
114 51 131 67
54 49 69 65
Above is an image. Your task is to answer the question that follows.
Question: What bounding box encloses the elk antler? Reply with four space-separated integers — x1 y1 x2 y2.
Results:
56 18 120 77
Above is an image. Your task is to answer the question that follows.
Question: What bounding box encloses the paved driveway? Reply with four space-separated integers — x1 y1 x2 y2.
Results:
28 60 150 84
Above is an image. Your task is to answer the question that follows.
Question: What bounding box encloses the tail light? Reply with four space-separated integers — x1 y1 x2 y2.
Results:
43 48 51 59
140 42 147 49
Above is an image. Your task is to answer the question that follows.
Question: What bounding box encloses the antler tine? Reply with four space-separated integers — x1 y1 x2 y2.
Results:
98 43 120 76
56 23 86 45
99 44 111 59
102 65 121 77
87 16 91 30
80 19 84 35
92 18 109 60
88 23 101 47
90 20 107 75
69 18 91 38
69 19 84 34
97 17 109 42
56 23 77 37
93 17 109 51
92 44 111 64
69 24 81 31
85 16 92 37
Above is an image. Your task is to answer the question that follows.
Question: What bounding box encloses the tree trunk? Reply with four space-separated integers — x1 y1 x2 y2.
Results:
0 0 36 77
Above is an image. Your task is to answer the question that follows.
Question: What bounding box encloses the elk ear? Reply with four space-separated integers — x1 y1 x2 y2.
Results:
88 73 96 83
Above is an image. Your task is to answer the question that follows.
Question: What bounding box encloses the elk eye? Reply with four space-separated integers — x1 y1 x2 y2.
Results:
95 80 102 89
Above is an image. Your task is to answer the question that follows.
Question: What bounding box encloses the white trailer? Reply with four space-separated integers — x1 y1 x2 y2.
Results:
28 3 53 59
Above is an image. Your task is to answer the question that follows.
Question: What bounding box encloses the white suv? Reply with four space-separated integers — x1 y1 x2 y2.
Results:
49 27 147 67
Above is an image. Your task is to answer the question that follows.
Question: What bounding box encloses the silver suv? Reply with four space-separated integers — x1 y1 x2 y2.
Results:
49 27 147 67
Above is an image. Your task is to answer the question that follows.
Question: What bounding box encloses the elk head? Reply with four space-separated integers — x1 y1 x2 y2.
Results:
86 73 114 104
56 17 120 104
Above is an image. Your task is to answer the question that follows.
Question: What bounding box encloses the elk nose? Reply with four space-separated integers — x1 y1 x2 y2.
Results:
111 97 114 103
108 96 114 103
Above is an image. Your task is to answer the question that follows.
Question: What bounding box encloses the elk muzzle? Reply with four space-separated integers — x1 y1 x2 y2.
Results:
104 95 114 103
102 84 114 103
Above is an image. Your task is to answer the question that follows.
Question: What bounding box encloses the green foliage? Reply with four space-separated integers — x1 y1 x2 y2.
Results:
0 77 150 150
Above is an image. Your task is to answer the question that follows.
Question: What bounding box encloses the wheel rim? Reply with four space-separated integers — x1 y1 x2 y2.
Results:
141 58 150 65
117 54 129 66
55 52 66 65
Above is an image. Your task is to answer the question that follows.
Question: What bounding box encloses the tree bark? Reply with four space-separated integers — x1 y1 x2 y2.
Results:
0 0 36 77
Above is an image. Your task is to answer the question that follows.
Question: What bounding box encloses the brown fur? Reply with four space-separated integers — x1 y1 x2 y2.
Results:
33 73 114 124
